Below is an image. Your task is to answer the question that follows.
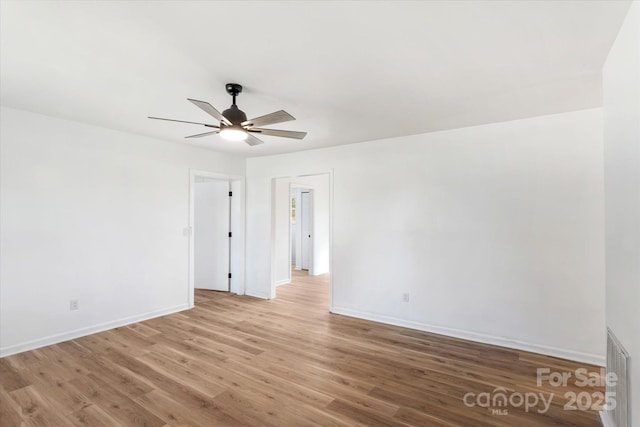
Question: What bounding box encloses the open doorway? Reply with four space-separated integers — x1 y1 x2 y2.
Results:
188 170 245 307
271 172 332 308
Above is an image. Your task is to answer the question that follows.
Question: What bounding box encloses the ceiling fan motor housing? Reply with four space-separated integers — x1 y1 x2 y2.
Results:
222 105 247 126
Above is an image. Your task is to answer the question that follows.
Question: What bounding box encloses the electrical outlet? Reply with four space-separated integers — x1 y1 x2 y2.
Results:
70 299 79 311
403 293 410 302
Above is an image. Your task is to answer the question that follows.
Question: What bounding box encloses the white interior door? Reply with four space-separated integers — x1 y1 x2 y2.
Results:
301 191 312 271
194 180 230 291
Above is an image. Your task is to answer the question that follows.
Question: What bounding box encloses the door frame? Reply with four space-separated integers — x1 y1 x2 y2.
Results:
188 169 245 308
269 170 334 311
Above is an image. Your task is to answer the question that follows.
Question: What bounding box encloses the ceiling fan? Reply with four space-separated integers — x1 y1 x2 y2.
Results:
149 83 307 146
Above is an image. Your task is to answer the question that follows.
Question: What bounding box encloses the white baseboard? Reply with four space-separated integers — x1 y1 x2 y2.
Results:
309 269 329 277
275 279 291 287
331 306 606 366
599 410 614 427
0 303 190 358
245 289 271 300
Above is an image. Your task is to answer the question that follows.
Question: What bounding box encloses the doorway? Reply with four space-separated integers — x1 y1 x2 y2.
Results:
193 178 230 292
188 170 245 307
271 172 332 308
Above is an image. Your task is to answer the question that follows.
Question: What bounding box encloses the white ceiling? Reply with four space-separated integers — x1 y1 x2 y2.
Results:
0 1 631 157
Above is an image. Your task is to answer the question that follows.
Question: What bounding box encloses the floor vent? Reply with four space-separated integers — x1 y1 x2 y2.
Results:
601 328 630 427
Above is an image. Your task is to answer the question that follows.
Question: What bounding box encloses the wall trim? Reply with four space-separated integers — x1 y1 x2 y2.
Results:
245 289 272 300
0 303 189 358
331 306 606 366
275 279 291 287
599 410 614 427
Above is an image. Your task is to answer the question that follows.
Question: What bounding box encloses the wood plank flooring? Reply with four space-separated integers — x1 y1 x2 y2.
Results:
1 270 604 426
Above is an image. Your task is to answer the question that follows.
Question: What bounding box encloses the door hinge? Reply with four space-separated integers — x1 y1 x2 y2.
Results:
229 191 233 197
228 273 232 279
228 231 232 237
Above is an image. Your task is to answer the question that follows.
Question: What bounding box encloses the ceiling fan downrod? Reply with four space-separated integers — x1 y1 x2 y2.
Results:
226 83 243 106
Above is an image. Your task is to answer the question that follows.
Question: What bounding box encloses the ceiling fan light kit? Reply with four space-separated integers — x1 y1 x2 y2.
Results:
149 83 306 146
220 126 248 141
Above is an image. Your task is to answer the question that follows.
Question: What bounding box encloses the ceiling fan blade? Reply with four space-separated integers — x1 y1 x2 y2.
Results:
248 128 307 140
187 98 232 126
185 130 219 139
245 133 264 146
242 110 295 128
148 116 219 128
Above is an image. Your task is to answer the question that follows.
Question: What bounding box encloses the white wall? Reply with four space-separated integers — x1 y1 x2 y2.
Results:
246 108 606 364
0 106 245 356
603 2 640 424
273 178 291 285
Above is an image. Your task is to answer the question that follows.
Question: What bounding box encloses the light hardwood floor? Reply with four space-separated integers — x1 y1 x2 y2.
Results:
1 270 604 426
